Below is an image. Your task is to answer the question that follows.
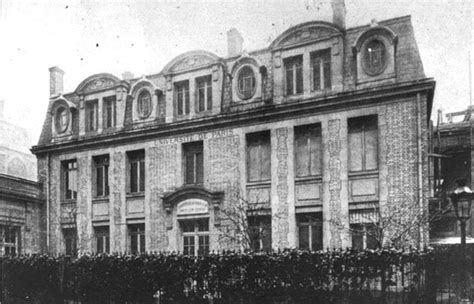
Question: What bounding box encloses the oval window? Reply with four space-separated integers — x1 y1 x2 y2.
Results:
363 39 387 76
237 66 256 100
55 107 68 133
137 90 153 118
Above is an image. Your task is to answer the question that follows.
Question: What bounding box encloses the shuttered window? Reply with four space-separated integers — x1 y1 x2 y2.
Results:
247 131 271 182
295 124 322 177
348 115 378 172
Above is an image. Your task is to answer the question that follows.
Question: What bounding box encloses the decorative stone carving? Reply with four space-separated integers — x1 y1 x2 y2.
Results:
276 127 289 248
83 77 116 93
328 119 342 248
280 27 335 47
171 55 214 72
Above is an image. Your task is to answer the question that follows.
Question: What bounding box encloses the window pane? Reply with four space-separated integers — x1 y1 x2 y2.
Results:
130 234 137 253
248 144 260 182
311 225 323 251
197 219 209 232
295 133 309 177
177 90 183 115
349 132 363 172
96 167 103 196
310 133 322 175
207 83 212 110
184 86 190 114
351 225 363 250
104 165 109 196
286 68 294 96
296 65 303 94
198 235 209 255
298 226 309 250
130 162 138 193
365 129 378 170
196 152 203 184
262 221 271 251
139 160 145 192
323 59 331 89
261 140 271 181
198 86 205 112
185 154 195 184
139 234 145 253
97 236 104 253
106 236 110 253
313 61 321 91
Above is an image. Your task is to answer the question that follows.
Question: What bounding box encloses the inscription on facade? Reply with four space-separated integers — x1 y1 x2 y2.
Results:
177 199 209 215
157 129 234 145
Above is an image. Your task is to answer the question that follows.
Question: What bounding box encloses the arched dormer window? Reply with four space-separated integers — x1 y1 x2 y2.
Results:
55 106 69 133
237 65 256 100
362 39 387 76
137 90 153 118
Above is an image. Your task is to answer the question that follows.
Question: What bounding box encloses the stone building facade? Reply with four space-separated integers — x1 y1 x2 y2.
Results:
32 5 435 255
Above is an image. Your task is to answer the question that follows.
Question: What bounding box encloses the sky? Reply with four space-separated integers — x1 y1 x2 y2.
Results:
0 0 472 144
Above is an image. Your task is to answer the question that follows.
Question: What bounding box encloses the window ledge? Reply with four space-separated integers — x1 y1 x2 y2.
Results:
92 197 109 203
295 176 322 183
246 181 271 188
126 192 145 199
348 170 379 178
61 199 77 205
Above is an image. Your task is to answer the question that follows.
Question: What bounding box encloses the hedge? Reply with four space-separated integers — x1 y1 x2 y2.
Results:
0 247 462 303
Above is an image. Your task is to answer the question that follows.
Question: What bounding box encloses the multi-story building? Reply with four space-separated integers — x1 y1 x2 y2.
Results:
32 2 435 255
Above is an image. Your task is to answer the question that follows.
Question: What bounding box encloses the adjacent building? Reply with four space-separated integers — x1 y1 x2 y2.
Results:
32 3 435 255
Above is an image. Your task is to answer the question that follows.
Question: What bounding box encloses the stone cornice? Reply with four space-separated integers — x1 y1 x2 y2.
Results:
31 78 435 155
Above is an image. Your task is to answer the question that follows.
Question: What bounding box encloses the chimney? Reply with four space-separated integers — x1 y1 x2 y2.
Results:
0 100 4 121
49 66 64 97
122 71 135 80
227 28 244 57
331 0 346 29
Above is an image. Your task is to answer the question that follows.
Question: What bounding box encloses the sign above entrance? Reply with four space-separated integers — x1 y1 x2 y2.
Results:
177 199 209 216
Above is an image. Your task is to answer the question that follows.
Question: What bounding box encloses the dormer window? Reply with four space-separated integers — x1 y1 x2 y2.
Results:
85 100 98 132
237 66 256 100
137 90 152 118
362 39 387 76
196 75 212 112
175 80 190 115
55 106 69 133
311 49 331 91
284 56 303 96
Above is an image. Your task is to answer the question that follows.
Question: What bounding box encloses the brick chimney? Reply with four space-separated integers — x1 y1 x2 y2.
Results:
49 66 64 97
227 28 244 57
331 0 346 29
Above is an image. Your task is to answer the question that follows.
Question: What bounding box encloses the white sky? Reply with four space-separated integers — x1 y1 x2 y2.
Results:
0 0 472 144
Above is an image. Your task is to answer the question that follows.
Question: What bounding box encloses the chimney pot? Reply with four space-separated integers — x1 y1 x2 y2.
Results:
331 0 346 29
49 66 65 97
227 28 244 57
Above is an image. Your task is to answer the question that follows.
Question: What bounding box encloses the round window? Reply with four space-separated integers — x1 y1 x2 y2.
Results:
55 107 68 133
237 66 256 100
137 90 153 118
362 39 387 76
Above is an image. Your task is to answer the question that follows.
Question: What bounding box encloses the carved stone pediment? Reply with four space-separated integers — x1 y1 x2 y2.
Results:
162 50 220 75
280 27 335 47
83 77 116 93
75 73 124 95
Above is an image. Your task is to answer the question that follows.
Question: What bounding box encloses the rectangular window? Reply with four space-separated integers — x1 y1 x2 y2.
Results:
295 124 322 177
63 160 78 200
350 223 380 250
94 155 109 197
183 141 203 185
103 96 116 129
128 150 145 193
181 219 209 256
85 100 98 132
128 224 145 254
0 225 20 256
311 49 331 91
196 75 212 112
248 216 271 251
284 56 303 96
175 80 190 115
94 226 110 253
297 213 323 251
247 131 271 182
63 228 77 256
348 115 378 172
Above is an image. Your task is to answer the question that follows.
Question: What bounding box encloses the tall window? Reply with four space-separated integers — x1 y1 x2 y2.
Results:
181 219 209 256
175 81 190 115
104 96 116 128
137 90 153 118
128 224 145 253
311 49 331 91
94 226 110 253
248 216 271 251
284 56 303 96
237 66 256 100
128 150 145 193
297 213 322 251
350 223 380 250
63 228 77 256
348 115 378 172
94 155 109 197
183 141 203 185
63 160 77 200
196 76 212 112
247 131 271 182
295 124 322 177
0 225 20 256
85 100 98 132
363 40 387 75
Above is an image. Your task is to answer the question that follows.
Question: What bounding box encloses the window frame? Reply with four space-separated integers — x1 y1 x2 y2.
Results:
103 96 116 128
294 124 322 178
311 49 332 91
248 216 271 252
246 131 271 183
127 150 145 194
0 225 20 256
85 100 98 132
93 155 109 198
128 224 145 254
348 115 379 173
94 226 110 253
236 65 257 100
284 55 303 96
63 159 78 200
183 141 204 185
137 90 153 118
196 75 212 112
362 39 388 76
175 80 190 116
350 223 381 250
297 213 323 251
63 228 77 256
55 106 69 134
181 219 209 256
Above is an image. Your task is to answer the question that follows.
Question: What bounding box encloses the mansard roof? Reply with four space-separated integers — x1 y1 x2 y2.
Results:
269 21 343 49
75 73 128 95
161 50 221 75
